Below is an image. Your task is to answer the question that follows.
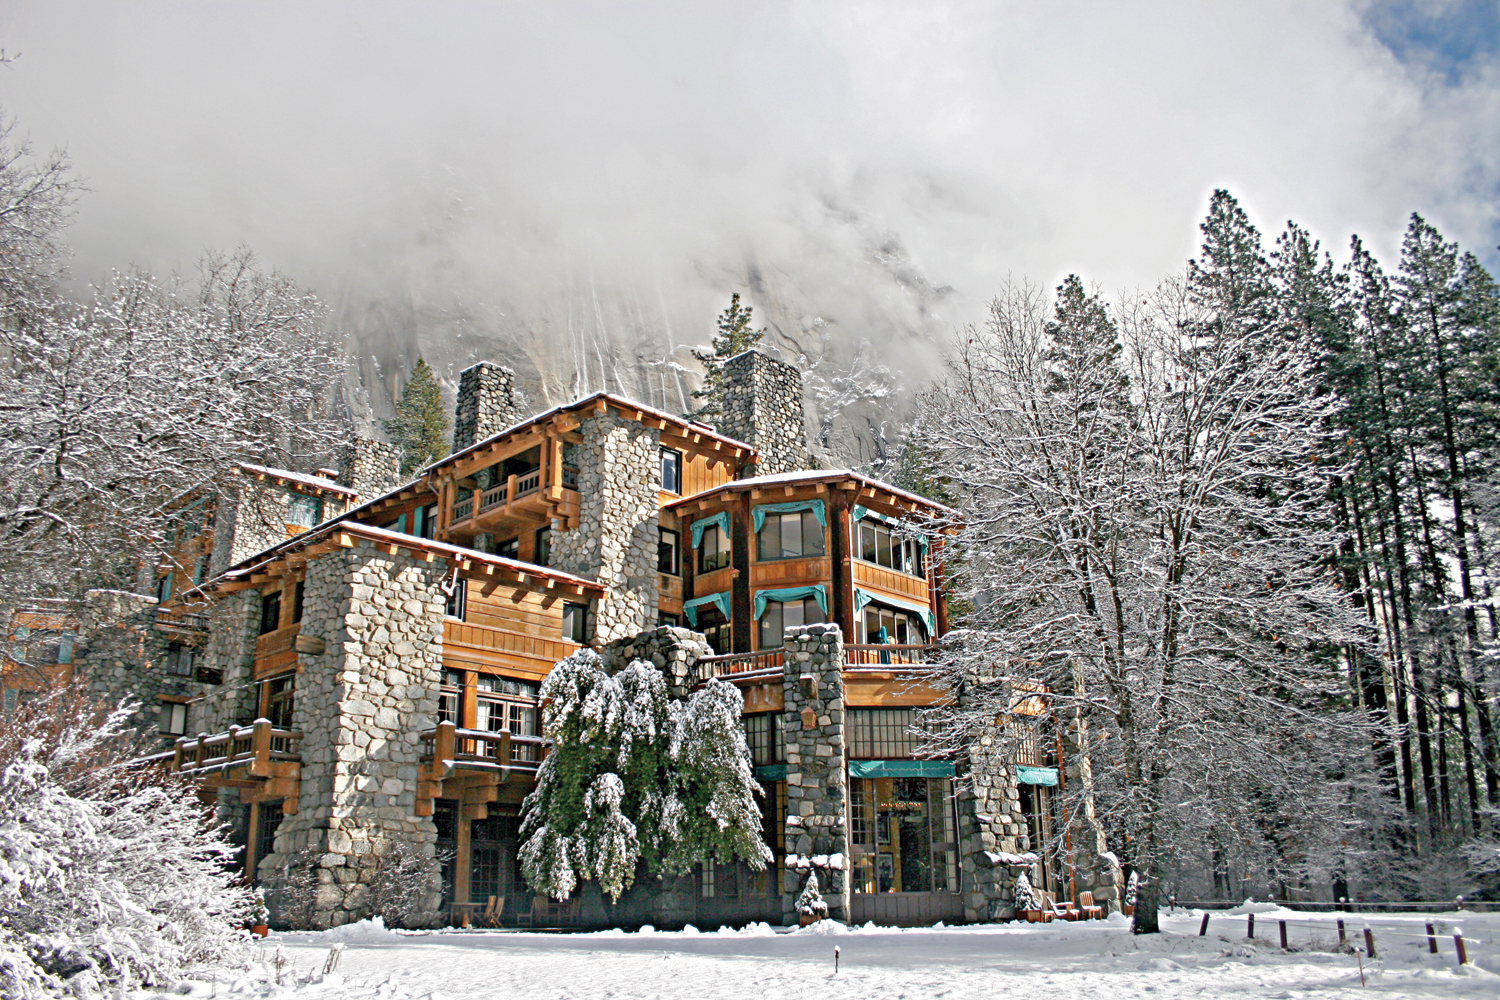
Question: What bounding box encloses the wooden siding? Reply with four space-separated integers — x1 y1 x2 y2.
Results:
852 559 931 605
749 555 832 589
692 566 735 599
658 448 735 505
443 620 580 682
844 672 950 707
253 624 299 679
463 579 574 637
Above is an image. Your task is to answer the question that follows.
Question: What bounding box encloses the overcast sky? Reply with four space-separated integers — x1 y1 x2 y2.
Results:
2 1 1497 412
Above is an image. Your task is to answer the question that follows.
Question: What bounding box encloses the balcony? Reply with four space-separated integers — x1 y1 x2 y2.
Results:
695 648 785 683
844 643 935 668
145 720 302 812
416 721 550 817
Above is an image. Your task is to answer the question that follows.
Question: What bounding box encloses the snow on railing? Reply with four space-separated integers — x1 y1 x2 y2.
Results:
420 722 550 771
171 719 301 774
696 648 785 682
845 644 935 667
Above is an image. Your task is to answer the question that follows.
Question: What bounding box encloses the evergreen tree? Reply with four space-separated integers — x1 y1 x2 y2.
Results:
690 293 765 420
382 358 450 476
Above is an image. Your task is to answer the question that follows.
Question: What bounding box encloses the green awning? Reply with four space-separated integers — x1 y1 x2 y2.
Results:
690 511 731 549
752 499 826 533
683 591 732 627
754 763 787 781
753 585 829 620
852 588 936 637
1016 765 1059 786
848 759 955 779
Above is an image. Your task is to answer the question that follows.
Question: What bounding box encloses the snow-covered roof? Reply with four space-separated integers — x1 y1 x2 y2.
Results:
236 462 359 497
423 391 756 475
669 469 953 515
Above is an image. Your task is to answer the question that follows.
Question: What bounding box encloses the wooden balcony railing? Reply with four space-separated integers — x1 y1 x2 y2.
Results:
453 497 474 523
845 644 935 668
454 469 547 524
420 721 550 775
696 648 785 683
171 719 302 776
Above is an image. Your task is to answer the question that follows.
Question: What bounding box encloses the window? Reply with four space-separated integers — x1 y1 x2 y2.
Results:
660 447 682 494
757 510 825 561
697 605 731 655
849 777 958 894
697 524 729 573
743 713 783 766
701 857 716 898
757 597 825 649
857 520 925 577
850 708 918 759
438 669 463 725
156 572 174 603
291 581 305 623
477 675 542 762
287 493 323 529
259 591 281 635
534 528 552 567
416 503 437 540
264 674 295 729
444 577 467 620
562 602 588 643
165 643 196 677
253 798 284 882
659 612 681 628
658 527 680 575
496 537 519 560
860 605 927 646
192 555 210 586
158 700 188 736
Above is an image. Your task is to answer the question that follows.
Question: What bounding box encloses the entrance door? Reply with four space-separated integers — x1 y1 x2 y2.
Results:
469 814 524 921
849 776 964 925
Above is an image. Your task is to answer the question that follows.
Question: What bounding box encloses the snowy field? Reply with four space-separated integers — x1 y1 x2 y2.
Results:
176 906 1499 1000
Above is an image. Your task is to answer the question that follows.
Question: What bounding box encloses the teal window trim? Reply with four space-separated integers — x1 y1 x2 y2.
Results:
853 504 929 552
752 499 826 534
853 587 936 637
690 511 731 550
848 759 955 779
1016 765 1059 787
683 591 732 627
752 584 829 620
754 763 787 781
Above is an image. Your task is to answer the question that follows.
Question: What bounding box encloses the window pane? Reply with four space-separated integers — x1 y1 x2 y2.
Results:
758 601 783 649
877 525 893 567
757 516 780 561
860 523 877 562
534 528 551 566
802 511 825 556
661 448 682 494
779 513 801 559
658 528 680 575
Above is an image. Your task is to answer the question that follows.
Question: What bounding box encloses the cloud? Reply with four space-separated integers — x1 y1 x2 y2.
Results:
1 1 1496 431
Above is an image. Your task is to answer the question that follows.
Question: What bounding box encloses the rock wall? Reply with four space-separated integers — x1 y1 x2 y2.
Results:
549 413 661 642
780 622 849 924
718 351 809 476
260 540 446 927
600 626 712 698
953 711 1031 922
209 481 299 576
452 361 524 452
192 590 263 733
339 437 405 500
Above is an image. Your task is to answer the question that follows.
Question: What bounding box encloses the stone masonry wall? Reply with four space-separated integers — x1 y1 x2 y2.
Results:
600 626 712 698
718 351 809 477
954 712 1031 922
210 482 300 577
452 362 524 452
339 437 404 500
780 623 849 924
260 540 447 927
549 413 661 642
196 590 263 732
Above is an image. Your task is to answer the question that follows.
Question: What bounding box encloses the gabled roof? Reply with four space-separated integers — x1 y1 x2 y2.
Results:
236 462 359 498
668 469 953 516
423 391 756 475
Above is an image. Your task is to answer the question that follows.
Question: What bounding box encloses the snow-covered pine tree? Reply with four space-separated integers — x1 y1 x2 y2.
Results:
382 357 451 477
1012 872 1038 913
913 211 1376 933
0 686 250 997
795 872 828 919
518 649 770 902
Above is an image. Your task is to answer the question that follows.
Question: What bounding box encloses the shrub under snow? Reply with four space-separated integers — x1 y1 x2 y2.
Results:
0 688 250 997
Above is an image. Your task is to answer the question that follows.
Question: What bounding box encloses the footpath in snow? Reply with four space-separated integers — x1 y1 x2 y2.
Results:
167 906 1499 1000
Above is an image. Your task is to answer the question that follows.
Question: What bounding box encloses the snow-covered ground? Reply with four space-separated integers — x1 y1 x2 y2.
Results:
174 906 1499 999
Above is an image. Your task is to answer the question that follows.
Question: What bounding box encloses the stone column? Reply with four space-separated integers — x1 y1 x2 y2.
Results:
718 350 808 476
780 623 849 924
452 361 523 451
600 626 712 697
338 437 404 499
549 413 661 642
953 713 1031 922
260 539 447 927
195 590 262 732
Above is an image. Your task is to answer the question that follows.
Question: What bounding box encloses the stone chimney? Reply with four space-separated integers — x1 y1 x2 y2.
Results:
339 437 404 499
453 362 523 452
718 350 809 476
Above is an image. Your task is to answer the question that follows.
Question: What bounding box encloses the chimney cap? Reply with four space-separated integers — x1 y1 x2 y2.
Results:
314 467 340 480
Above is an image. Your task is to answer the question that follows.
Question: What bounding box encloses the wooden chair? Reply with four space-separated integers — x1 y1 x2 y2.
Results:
481 895 505 927
1078 891 1104 920
1043 891 1080 921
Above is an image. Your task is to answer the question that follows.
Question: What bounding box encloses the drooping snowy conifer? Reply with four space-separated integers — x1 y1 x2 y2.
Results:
795 872 828 918
1012 872 1038 912
519 648 769 902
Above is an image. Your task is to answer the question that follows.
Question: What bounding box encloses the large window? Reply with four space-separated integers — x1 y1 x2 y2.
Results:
660 447 683 494
438 669 463 725
757 510 825 561
165 643 196 677
658 527 680 575
697 524 729 573
157 572 174 603
696 604 731 655
858 520 925 577
849 777 958 894
477 675 541 763
158 699 188 737
562 602 588 643
743 713 783 766
534 527 552 567
264 674 295 729
860 605 927 646
287 493 323 529
259 591 282 635
444 578 467 620
850 708 919 759
757 597 825 649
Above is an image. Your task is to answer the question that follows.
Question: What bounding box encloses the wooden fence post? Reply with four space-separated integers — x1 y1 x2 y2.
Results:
1279 920 1288 950
1247 913 1255 939
1336 919 1346 947
1426 923 1438 954
1363 927 1377 960
1198 913 1210 937
1454 934 1467 966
